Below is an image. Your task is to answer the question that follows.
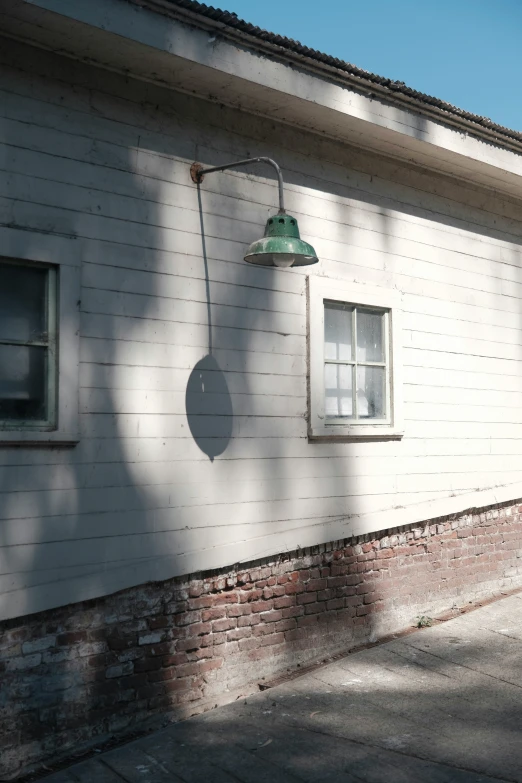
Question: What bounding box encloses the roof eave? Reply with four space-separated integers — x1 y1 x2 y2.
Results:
134 0 522 154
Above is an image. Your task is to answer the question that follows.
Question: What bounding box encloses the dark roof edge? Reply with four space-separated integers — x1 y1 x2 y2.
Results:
131 0 522 154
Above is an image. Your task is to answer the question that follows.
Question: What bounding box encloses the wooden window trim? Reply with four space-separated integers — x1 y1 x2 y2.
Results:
308 276 404 440
0 260 58 431
0 244 80 447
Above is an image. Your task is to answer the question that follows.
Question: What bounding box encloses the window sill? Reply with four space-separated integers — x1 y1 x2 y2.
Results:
0 431 79 447
309 424 404 441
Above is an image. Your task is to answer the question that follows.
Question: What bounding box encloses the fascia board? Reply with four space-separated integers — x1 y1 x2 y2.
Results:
3 0 522 198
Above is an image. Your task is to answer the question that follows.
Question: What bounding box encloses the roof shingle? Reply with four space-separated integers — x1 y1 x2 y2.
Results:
164 0 522 146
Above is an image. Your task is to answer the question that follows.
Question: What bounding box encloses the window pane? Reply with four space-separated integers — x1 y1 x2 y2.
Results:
357 308 384 362
325 363 353 417
0 263 48 343
357 366 385 419
324 302 353 361
0 344 47 421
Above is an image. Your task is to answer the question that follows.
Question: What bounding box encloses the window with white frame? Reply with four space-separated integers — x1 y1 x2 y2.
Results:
0 252 80 445
309 277 403 439
0 260 57 429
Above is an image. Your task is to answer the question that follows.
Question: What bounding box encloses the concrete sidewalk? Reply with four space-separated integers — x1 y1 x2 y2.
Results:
43 592 522 783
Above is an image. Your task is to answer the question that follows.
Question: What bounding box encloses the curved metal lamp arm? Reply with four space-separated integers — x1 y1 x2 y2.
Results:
191 157 286 214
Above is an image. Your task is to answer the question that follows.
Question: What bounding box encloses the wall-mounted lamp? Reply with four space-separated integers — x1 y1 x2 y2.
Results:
191 157 319 268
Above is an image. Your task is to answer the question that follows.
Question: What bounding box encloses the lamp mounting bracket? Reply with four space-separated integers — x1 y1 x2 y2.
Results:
190 162 205 184
190 156 286 213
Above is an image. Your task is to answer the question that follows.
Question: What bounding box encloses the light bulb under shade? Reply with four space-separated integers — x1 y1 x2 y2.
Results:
273 254 298 269
245 253 305 268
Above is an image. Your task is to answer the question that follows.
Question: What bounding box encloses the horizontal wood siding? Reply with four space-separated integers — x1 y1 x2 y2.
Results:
1 38 522 619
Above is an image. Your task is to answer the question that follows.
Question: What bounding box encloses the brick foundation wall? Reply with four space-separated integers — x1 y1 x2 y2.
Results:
2 500 522 779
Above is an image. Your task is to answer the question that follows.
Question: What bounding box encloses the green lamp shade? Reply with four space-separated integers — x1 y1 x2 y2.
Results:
244 214 318 268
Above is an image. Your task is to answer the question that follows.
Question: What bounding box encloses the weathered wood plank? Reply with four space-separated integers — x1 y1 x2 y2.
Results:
2 40 522 620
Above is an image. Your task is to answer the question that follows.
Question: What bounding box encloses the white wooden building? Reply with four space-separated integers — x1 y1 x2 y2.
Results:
2 0 522 633
5 2 522 775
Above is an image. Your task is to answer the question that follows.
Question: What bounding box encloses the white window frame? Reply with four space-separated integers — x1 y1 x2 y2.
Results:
308 276 403 440
0 239 80 446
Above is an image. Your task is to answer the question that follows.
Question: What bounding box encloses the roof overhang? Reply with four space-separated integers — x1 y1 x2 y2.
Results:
3 0 522 200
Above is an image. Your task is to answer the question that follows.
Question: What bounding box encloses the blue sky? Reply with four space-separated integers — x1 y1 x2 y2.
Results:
219 0 522 131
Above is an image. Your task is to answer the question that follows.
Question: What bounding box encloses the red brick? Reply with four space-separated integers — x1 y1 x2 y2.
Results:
238 637 260 652
273 596 294 610
56 632 87 646
257 632 285 648
248 641 285 659
198 658 223 674
106 634 137 651
173 662 201 678
356 583 376 595
317 589 336 602
164 601 188 615
177 636 213 651
364 593 384 605
134 658 162 673
275 619 297 633
146 642 171 657
260 610 283 623
186 648 213 661
188 622 212 637
250 600 273 614
284 582 305 595
237 615 261 628
147 616 169 630
303 598 326 614
212 619 236 633
326 598 344 611
175 611 202 627
284 628 307 642
245 589 264 603
188 596 214 610
297 592 317 605
148 668 175 683
201 607 227 622
357 552 376 562
137 679 191 700
307 578 327 591
162 653 188 667
226 627 252 642
227 604 252 618
282 606 304 619
253 622 276 637
297 615 319 627
211 592 240 606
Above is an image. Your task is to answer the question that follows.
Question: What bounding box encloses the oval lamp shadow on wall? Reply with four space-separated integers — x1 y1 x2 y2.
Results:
185 354 233 461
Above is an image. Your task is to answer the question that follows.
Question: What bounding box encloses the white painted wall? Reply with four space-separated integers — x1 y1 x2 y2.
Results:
2 38 522 620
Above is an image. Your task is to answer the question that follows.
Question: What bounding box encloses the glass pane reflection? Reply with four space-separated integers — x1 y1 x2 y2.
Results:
356 365 385 419
325 363 353 418
0 344 47 421
356 308 384 363
324 302 353 361
0 263 48 343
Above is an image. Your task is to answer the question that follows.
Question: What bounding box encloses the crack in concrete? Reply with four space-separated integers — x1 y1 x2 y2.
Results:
97 759 129 782
402 641 522 691
276 723 519 783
